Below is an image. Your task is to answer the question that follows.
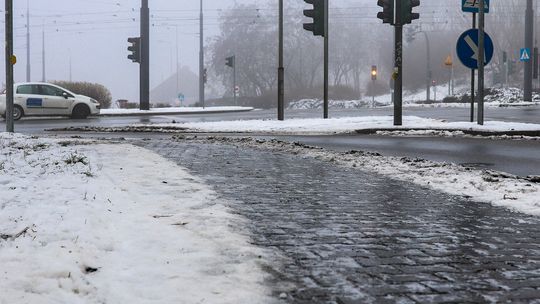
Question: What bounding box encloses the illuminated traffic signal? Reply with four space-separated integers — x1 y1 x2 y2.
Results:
303 0 325 36
127 37 141 63
402 0 420 24
377 0 394 25
225 56 235 68
371 66 378 81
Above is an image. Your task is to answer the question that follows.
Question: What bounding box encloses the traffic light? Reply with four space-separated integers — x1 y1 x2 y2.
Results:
402 0 420 24
371 66 378 81
203 68 208 84
225 56 235 68
377 0 394 25
127 37 141 63
303 0 325 37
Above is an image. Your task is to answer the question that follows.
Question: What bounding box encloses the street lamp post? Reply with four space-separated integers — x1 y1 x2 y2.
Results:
199 0 205 108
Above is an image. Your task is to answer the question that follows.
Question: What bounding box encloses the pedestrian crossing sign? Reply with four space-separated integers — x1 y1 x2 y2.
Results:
520 48 531 62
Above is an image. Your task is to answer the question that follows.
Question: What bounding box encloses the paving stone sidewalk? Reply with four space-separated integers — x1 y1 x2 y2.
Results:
142 139 540 304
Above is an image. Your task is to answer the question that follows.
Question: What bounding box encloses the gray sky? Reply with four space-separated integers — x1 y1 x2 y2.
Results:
1 0 264 101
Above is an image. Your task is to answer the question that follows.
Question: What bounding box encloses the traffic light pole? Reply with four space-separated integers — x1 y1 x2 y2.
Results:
5 0 14 132
394 24 403 126
323 0 329 119
140 0 150 111
278 0 285 121
233 57 237 106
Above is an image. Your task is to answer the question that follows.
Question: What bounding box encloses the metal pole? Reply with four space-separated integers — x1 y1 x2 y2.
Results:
176 26 180 106
394 26 403 126
234 56 237 106
524 0 534 101
199 0 205 108
42 28 46 82
470 13 476 123
5 0 14 132
323 0 329 119
372 79 375 105
423 32 431 102
140 0 150 110
478 1 485 125
26 0 31 82
278 0 284 121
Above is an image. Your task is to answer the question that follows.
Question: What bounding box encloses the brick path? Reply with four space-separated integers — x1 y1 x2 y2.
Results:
143 139 540 304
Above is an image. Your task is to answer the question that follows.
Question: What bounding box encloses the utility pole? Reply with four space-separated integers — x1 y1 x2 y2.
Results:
478 0 485 125
524 0 534 101
323 0 329 119
26 0 31 82
140 0 150 110
5 0 14 132
199 0 205 108
278 0 284 121
42 28 46 82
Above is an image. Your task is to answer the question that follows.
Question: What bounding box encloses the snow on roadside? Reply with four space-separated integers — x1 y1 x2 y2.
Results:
176 136 540 217
140 116 540 135
100 106 253 115
0 134 273 304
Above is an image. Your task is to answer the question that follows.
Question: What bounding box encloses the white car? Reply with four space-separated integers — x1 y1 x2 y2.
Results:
0 82 101 120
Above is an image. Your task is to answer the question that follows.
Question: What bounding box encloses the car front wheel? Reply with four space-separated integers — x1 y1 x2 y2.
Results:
71 104 91 119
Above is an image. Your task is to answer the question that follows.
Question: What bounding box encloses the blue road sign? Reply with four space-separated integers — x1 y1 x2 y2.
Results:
462 0 490 14
456 29 494 69
178 93 185 101
520 48 531 62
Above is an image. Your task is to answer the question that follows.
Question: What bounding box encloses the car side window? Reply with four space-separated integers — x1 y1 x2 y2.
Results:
39 85 65 97
17 85 34 94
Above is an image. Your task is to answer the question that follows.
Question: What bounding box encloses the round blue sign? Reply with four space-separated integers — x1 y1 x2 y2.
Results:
456 29 494 69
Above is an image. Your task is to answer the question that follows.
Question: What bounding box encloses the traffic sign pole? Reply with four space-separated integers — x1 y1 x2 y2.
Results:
471 13 476 123
524 0 533 101
478 0 485 125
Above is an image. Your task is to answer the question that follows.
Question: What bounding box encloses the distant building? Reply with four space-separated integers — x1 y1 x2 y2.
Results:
150 65 198 106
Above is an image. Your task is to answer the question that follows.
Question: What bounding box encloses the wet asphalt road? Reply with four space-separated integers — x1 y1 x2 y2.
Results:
142 138 540 304
1 106 540 134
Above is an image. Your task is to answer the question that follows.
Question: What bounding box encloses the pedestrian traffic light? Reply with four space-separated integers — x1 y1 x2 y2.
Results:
225 56 235 68
303 0 325 37
371 66 378 81
377 0 394 25
127 37 141 63
402 0 420 24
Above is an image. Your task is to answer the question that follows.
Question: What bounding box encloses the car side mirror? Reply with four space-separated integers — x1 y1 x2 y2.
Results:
62 92 69 99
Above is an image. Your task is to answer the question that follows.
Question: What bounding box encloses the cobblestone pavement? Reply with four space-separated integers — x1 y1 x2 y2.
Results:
142 139 540 304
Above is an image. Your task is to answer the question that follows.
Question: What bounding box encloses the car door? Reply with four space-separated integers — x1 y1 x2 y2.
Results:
39 85 72 115
15 84 43 116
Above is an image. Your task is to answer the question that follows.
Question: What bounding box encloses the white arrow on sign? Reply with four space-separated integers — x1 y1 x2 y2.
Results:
464 35 479 60
464 0 489 10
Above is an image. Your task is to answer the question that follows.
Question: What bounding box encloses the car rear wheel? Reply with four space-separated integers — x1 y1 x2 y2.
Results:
13 106 23 121
71 104 91 119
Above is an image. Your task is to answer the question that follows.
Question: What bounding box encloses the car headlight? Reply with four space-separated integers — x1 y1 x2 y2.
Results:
90 99 99 104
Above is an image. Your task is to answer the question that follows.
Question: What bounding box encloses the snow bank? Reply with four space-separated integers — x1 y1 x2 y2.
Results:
0 134 273 304
148 116 540 135
100 106 254 115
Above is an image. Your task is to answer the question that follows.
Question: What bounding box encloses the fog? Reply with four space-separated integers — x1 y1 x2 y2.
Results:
0 0 537 106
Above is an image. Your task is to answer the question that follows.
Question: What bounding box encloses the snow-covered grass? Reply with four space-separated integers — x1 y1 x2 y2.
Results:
288 86 540 110
100 106 254 115
138 116 540 135
181 136 540 217
0 134 273 304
